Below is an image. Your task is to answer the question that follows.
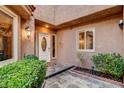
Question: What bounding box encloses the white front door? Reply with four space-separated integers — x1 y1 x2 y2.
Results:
39 33 51 62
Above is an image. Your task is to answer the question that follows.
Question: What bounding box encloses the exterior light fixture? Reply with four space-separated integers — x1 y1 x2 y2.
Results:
25 26 31 38
45 25 49 28
118 19 123 30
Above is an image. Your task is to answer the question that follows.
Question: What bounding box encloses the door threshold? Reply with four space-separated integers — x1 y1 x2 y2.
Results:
45 65 75 79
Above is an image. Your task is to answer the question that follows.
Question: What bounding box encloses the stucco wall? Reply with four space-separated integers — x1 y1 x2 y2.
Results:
34 5 55 24
33 5 116 25
54 5 115 25
56 15 123 68
21 17 35 58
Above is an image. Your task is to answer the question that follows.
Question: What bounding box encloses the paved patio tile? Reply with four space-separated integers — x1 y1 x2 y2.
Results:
44 71 122 88
46 64 71 77
67 84 80 88
49 83 60 88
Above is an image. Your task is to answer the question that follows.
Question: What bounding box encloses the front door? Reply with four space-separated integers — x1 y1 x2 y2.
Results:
39 33 51 62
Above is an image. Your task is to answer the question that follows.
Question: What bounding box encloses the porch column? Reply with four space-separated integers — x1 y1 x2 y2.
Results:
21 16 35 58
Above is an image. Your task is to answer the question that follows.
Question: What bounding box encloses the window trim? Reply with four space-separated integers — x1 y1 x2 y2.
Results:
51 34 57 59
0 6 19 64
76 28 95 52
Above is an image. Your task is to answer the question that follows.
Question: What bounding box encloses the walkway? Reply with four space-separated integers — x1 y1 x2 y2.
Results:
44 71 122 88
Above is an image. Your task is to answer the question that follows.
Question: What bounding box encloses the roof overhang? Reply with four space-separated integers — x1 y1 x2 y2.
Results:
6 5 35 19
35 19 56 30
35 5 123 30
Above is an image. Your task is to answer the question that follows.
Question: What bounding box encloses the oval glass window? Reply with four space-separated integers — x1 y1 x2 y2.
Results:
41 37 47 52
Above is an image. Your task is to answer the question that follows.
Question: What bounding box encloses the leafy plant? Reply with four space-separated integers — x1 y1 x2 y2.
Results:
92 53 124 79
0 59 47 88
24 55 39 61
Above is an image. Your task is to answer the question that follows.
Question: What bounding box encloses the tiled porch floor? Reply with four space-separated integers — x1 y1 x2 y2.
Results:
46 63 72 77
45 70 122 88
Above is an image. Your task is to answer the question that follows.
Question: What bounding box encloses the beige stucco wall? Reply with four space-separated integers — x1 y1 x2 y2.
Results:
56 15 123 68
21 16 35 58
34 5 55 24
55 5 115 25
33 5 116 25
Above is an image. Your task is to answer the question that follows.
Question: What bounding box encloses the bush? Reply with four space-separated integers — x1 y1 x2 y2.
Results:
0 59 47 88
24 55 39 61
92 53 124 79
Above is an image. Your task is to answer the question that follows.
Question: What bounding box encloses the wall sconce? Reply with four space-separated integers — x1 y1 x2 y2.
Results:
25 26 31 38
118 20 123 30
45 25 49 28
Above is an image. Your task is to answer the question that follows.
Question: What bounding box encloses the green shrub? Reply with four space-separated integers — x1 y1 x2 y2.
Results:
92 53 124 79
0 59 47 88
24 55 39 61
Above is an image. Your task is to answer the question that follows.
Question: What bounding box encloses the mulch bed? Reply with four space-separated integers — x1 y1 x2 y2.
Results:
73 67 123 83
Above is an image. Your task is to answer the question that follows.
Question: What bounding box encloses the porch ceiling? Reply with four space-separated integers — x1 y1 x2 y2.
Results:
35 5 123 30
6 5 35 19
35 19 56 30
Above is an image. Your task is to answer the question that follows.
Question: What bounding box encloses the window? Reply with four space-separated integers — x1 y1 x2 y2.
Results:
41 37 47 52
0 10 13 61
77 28 95 52
0 6 18 62
51 34 57 59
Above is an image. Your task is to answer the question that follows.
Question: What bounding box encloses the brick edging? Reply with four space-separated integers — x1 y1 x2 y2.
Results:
41 80 46 88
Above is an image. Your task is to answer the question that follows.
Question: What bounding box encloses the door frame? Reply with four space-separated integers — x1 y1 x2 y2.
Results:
38 32 51 62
